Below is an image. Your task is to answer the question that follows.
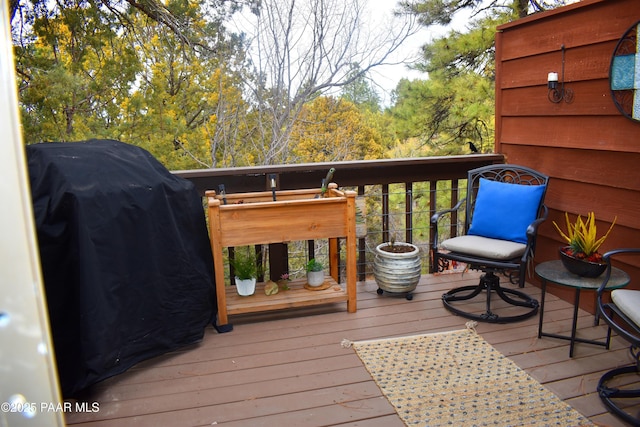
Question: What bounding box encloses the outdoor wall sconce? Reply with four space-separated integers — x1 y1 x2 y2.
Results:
547 45 574 103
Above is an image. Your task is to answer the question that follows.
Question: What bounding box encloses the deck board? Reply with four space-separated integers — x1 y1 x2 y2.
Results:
65 272 634 426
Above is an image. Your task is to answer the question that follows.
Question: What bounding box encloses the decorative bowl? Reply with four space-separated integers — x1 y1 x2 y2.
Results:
559 247 607 278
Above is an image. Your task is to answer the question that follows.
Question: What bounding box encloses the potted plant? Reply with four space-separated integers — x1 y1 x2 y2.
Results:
230 247 259 296
552 211 616 277
277 273 291 291
306 258 325 287
373 237 422 300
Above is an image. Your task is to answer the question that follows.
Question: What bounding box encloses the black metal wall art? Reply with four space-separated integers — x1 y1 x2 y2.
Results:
610 21 640 122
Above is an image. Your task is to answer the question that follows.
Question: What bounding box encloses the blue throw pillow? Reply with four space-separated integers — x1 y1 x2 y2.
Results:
468 178 546 244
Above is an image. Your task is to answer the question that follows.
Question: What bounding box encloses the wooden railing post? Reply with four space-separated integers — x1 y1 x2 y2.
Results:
357 185 366 281
450 179 459 238
405 183 413 244
429 180 438 273
382 184 390 243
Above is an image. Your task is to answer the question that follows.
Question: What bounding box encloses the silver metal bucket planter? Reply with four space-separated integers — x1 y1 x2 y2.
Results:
373 242 421 300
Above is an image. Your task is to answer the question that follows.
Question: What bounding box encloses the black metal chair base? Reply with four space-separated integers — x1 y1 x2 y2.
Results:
597 365 640 426
442 272 539 323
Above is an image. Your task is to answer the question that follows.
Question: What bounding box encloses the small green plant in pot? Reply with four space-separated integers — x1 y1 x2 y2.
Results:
230 247 259 296
306 258 325 287
553 211 616 277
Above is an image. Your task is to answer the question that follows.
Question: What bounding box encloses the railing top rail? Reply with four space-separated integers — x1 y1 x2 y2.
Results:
174 154 505 195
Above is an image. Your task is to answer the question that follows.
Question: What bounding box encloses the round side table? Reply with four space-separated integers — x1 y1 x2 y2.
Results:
536 260 630 358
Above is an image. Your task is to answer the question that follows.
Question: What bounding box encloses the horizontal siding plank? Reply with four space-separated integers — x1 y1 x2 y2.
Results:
500 145 640 190
500 41 616 89
498 0 639 61
500 116 640 153
540 178 640 230
500 80 618 116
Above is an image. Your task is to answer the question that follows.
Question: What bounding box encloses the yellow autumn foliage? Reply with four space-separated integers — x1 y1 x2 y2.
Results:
290 96 385 162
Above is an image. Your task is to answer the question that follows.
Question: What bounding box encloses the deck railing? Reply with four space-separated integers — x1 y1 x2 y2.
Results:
174 154 505 282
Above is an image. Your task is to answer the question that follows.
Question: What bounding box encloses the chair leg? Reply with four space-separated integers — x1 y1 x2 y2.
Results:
597 365 640 426
441 272 539 323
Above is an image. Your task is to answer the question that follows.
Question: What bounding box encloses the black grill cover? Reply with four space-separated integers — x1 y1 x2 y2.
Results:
26 139 216 397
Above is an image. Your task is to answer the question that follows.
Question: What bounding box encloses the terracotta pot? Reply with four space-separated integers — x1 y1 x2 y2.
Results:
559 247 606 278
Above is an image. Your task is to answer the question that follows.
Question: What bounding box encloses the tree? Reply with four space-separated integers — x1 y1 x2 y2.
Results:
13 0 253 170
13 0 418 169
289 96 385 162
115 5 251 169
14 2 141 143
341 63 381 113
398 0 575 23
10 0 257 47
235 0 420 165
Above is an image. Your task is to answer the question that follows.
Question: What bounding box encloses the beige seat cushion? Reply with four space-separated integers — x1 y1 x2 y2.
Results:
611 289 640 327
441 235 527 260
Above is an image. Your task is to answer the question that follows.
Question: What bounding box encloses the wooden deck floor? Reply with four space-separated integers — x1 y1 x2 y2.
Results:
65 272 637 426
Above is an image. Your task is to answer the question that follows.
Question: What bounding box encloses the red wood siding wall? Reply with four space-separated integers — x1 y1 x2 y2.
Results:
495 0 640 311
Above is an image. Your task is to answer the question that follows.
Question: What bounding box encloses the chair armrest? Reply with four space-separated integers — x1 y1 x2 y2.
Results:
430 197 467 249
430 197 466 224
525 204 548 239
519 204 548 264
597 248 640 296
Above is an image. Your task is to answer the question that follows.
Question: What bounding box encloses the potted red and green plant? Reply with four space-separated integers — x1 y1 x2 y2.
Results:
552 211 616 277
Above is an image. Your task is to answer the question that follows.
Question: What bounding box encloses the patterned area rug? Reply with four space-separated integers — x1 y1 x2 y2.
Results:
350 329 594 426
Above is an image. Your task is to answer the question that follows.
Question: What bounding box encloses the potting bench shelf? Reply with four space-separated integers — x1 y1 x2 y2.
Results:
206 184 357 330
225 277 346 316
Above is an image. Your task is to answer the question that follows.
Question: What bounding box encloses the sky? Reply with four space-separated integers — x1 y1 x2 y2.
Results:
365 0 427 103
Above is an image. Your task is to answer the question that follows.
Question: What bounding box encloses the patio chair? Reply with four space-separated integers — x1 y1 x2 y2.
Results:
596 248 640 426
431 164 548 323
